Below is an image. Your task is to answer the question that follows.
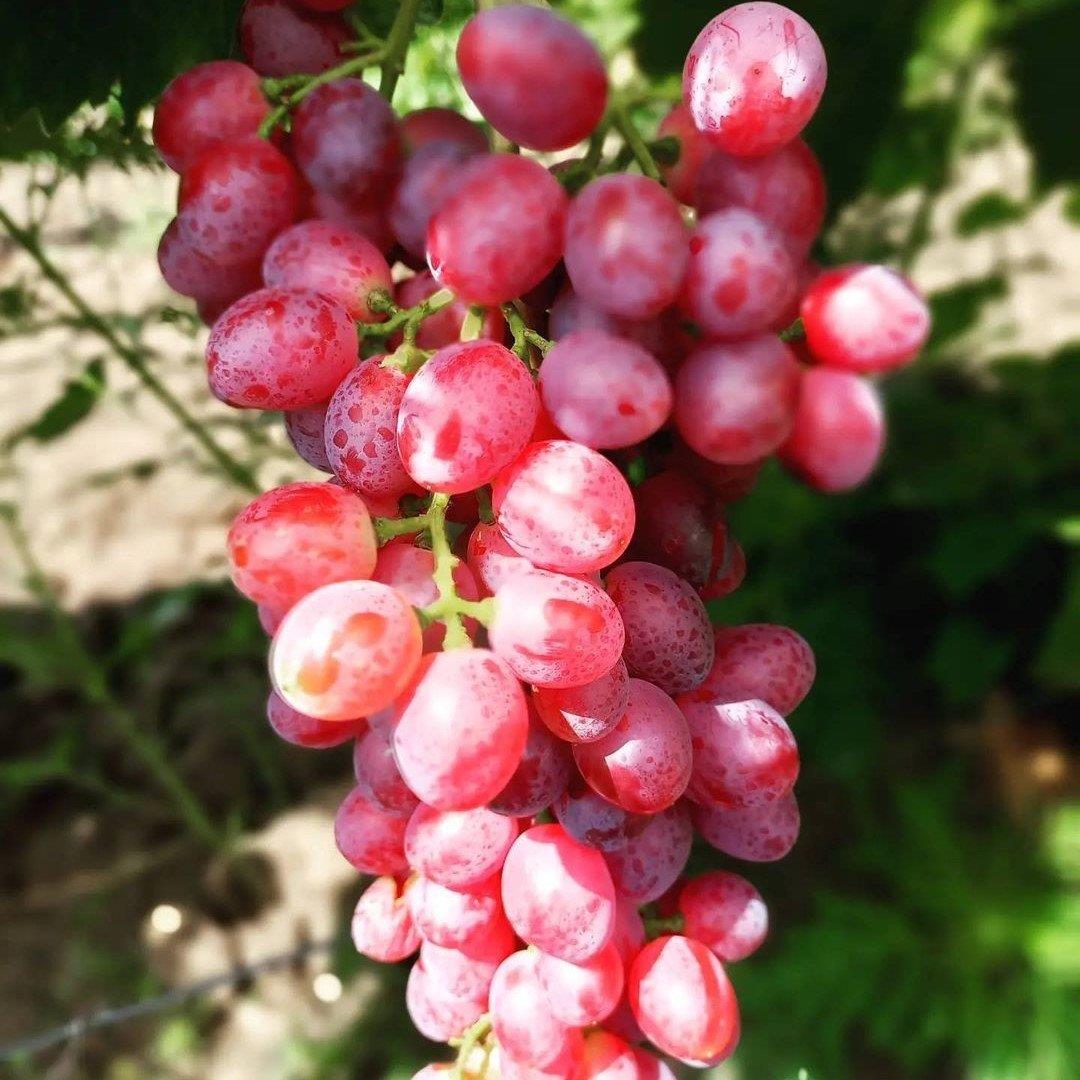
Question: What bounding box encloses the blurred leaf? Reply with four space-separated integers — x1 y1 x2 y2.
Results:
1033 555 1080 690
1064 185 1080 224
928 616 1015 704
4 358 106 449
926 512 1040 597
926 274 1007 349
955 191 1028 235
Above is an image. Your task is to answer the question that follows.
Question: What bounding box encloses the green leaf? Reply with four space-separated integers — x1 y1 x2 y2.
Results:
955 191 1028 236
926 513 1040 597
925 274 1007 350
4 358 106 448
1034 555 1080 690
928 616 1015 704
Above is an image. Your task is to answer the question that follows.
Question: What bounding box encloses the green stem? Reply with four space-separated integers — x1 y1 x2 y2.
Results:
423 494 471 649
373 513 430 545
452 1013 493 1079
779 317 805 343
379 0 426 102
0 205 260 495
611 101 661 182
500 303 551 370
643 913 685 938
365 288 456 341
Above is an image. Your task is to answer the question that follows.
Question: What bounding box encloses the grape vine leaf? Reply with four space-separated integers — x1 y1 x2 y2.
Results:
4 358 107 449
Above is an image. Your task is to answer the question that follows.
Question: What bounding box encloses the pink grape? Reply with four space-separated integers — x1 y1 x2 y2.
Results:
603 802 693 904
676 696 799 808
701 534 747 601
153 61 268 174
489 703 572 818
497 1041 584 1080
674 337 801 464
427 153 568 305
405 804 519 890
395 272 504 351
700 623 815 715
564 175 688 319
628 935 740 1066
780 367 886 491
406 961 486 1043
157 218 262 311
333 786 408 876
492 441 635 575
801 263 931 373
310 189 396 254
270 580 422 720
397 340 539 494
262 220 392 323
283 401 333 473
605 562 714 695
667 441 765 502
394 650 529 810
418 918 517 1003
604 1000 647 1050
693 791 801 861
324 358 415 501
466 522 537 595
290 78 403 204
553 781 644 853
240 0 348 77
611 897 647 966
539 331 672 450
351 876 421 962
658 102 711 205
401 107 490 155
678 870 768 963
696 139 826 258
406 873 508 952
266 690 362 749
683 2 827 157
532 659 630 744
390 141 481 259
257 604 286 636
489 569 625 689
206 287 357 410
226 482 376 611
502 824 615 963
537 942 624 1028
457 6 607 151
679 208 796 338
629 471 715 588
177 139 301 267
352 724 419 818
574 679 692 814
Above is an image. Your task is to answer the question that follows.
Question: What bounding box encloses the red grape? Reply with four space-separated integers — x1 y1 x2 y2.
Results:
693 791 801 861
603 802 693 903
157 218 262 311
406 961 486 1043
405 804 519 890
419 918 517 1002
351 875 421 962
284 401 333 473
701 534 747 601
678 870 768 963
333 786 409 875
352 724 420 818
629 471 715 588
658 102 711 205
395 272 504 351
537 941 623 1027
406 873 508 953
310 189 396 254
700 623 815 715
240 0 348 77
266 690 362 749
611 897 647 966
401 107 490 155
553 782 643 853
532 659 630 744
466 521 537 595
295 0 351 11
489 703 572 818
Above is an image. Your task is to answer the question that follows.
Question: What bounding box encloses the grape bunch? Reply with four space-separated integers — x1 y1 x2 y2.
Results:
153 1 930 1075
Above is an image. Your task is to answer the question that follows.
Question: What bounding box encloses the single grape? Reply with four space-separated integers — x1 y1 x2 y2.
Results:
666 441 765 502
324 358 415 501
457 6 607 151
352 724 420 818
699 623 815 715
780 367 885 491
610 897 647 966
406 873 508 953
692 791 801 861
283 401 333 473
157 218 262 311
678 870 768 963
466 521 537 595
401 107 490 155
564 175 688 319
553 780 644 853
395 272 504 351
628 935 740 1066
532 659 630 744
679 208 796 338
700 534 747 601
333 786 408 875
674 336 801 464
575 1030 674 1080
604 999 647 1050
489 703 572 818
537 941 623 1027
351 876 421 962
496 1041 584 1080
397 340 539 494
658 102 711 205
502 824 616 964
419 918 517 1003
629 471 715 588
270 580 422 720
800 263 931 373
493 441 635 575
239 0 349 77
206 287 357 410
573 679 692 814
605 562 714 695
266 690 362 749
539 330 672 450
406 961 486 1043
683 2 827 157
405 804 519 890
290 78 403 204
310 189 396 254
603 802 693 904
427 154 568 305
258 603 286 636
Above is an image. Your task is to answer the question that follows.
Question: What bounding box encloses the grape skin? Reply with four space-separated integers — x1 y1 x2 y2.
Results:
418 918 516 1003
310 189 396 254
157 218 262 312
401 107 490 155
488 704 572 818
333 786 409 876
692 791 801 861
658 102 711 205
351 876 421 963
239 0 349 77
536 942 624 1027
466 521 537 595
352 723 420 818
406 873 508 953
404 804 519 890
406 961 487 1043
629 471 716 589
603 802 693 904
678 870 769 963
532 659 630 744
266 690 361 749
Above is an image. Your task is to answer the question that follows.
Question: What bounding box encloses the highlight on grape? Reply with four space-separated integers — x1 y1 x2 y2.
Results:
152 2 931 1074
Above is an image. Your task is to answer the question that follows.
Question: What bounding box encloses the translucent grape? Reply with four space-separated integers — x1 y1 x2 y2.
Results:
406 873 508 952
418 918 517 1003
553 780 644 853
610 897 647 966
283 401 333 473
532 659 630 744
629 471 715 588
351 876 421 962
489 703 572 818
537 941 623 1027
406 961 486 1043
401 107 490 155
239 0 348 77
700 534 746 601
352 724 419 818
658 102 711 205
603 802 693 903
692 792 800 861
157 218 262 311
266 690 362 749
678 870 768 963
395 272 504 351
333 786 409 875
699 623 815 715
404 804 519 890
466 521 537 595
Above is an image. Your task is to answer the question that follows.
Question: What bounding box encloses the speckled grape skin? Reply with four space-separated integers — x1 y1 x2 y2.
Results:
393 650 529 811
676 697 799 809
404 804 519 890
397 340 539 494
351 876 421 963
533 659 630 744
352 724 419 818
678 871 768 963
628 935 740 1067
539 330 672 450
674 337 801 464
310 189 396 254
407 873 508 952
629 471 715 589
700 623 815 715
692 791 800 861
153 61 268 174
406 962 486 1043
227 482 376 610
401 108 490 155
679 208 796 338
492 441 636 575
270 580 422 721
395 272 504 351
266 690 362 749
324 358 415 501
801 263 931 373
564 175 689 319
536 943 623 1028
466 522 537 595
683 2 826 157
419 918 517 1003
490 570 625 690
290 78 403 204
457 6 607 152
574 679 692 814
489 703 572 817
658 102 711 205
206 287 358 410
177 140 301 267
262 220 392 323
780 367 885 491
695 139 825 258
333 786 409 875
284 401 333 473
603 802 693 903
157 218 262 310
553 781 644 852
427 154 568 306
240 0 349 77
502 824 616 964
605 562 714 696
